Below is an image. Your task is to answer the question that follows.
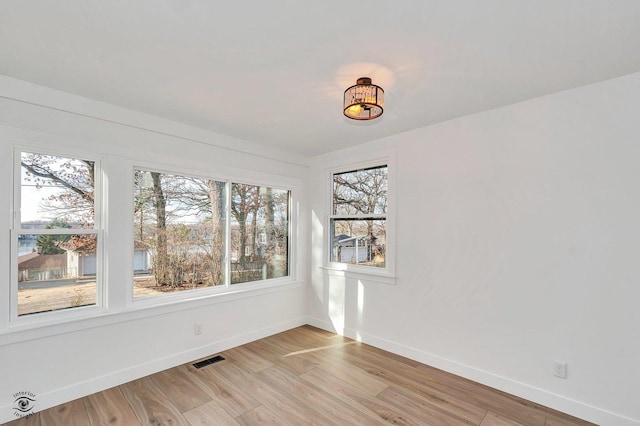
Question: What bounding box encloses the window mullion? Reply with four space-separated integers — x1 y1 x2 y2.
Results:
225 180 231 288
12 148 21 230
17 229 99 235
329 214 387 220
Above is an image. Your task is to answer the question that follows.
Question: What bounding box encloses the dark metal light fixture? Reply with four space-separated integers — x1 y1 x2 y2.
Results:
343 77 384 120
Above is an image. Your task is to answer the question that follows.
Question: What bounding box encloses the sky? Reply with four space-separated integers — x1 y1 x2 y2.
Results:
20 185 61 224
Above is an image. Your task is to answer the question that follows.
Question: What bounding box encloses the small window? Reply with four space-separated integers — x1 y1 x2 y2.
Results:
13 150 101 317
330 165 387 268
230 184 290 284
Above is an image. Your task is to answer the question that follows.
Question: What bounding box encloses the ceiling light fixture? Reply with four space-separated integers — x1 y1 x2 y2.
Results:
343 77 384 120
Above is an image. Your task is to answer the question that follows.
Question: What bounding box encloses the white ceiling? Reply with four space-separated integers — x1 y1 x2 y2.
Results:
2 1 640 157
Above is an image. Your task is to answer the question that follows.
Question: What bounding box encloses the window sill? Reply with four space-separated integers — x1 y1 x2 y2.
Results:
320 266 396 285
0 280 304 346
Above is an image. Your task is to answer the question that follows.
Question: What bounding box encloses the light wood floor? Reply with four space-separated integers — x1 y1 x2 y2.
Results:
7 325 594 426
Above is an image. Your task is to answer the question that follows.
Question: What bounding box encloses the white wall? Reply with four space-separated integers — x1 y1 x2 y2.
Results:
308 72 640 425
0 76 309 424
3 69 640 425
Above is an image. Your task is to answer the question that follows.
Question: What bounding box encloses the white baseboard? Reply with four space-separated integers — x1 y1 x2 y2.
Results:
305 316 639 426
0 316 306 425
4 316 636 426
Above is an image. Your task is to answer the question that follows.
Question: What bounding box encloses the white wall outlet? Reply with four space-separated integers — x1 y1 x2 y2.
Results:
194 324 202 335
553 361 567 379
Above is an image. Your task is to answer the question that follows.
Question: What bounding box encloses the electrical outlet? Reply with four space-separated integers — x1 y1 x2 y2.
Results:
553 361 567 379
194 324 202 335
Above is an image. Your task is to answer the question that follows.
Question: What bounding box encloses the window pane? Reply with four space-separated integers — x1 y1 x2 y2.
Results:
17 233 98 316
20 152 95 228
333 165 387 215
231 184 289 284
133 170 226 297
331 219 386 267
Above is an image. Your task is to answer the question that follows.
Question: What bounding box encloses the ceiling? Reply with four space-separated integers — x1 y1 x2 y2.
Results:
1 1 640 157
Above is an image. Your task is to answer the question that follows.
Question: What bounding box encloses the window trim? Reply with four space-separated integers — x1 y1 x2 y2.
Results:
324 157 396 282
2 143 303 341
1 280 305 346
10 145 106 325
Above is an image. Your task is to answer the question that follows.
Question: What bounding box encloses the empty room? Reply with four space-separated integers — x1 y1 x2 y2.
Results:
1 1 639 425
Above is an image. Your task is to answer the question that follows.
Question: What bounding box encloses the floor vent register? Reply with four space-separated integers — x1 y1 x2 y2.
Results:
192 355 226 369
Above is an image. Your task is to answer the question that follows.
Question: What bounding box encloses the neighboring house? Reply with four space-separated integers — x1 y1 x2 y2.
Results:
17 252 67 282
334 234 370 263
60 237 150 276
333 233 385 264
60 236 97 277
133 241 151 273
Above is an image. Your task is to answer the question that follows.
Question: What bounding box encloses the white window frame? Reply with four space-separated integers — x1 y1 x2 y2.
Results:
228 180 293 287
325 157 396 284
9 146 105 327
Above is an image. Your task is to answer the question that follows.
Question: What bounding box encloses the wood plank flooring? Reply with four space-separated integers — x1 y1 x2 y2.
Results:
6 326 595 426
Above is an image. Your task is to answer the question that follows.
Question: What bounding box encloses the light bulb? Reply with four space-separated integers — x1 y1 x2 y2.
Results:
347 104 363 116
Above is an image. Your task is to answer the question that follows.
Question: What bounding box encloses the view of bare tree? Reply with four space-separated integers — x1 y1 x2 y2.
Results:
20 152 95 224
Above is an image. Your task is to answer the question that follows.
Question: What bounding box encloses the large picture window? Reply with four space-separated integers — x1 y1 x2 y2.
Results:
133 168 290 298
13 150 101 317
133 170 226 297
330 165 387 268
